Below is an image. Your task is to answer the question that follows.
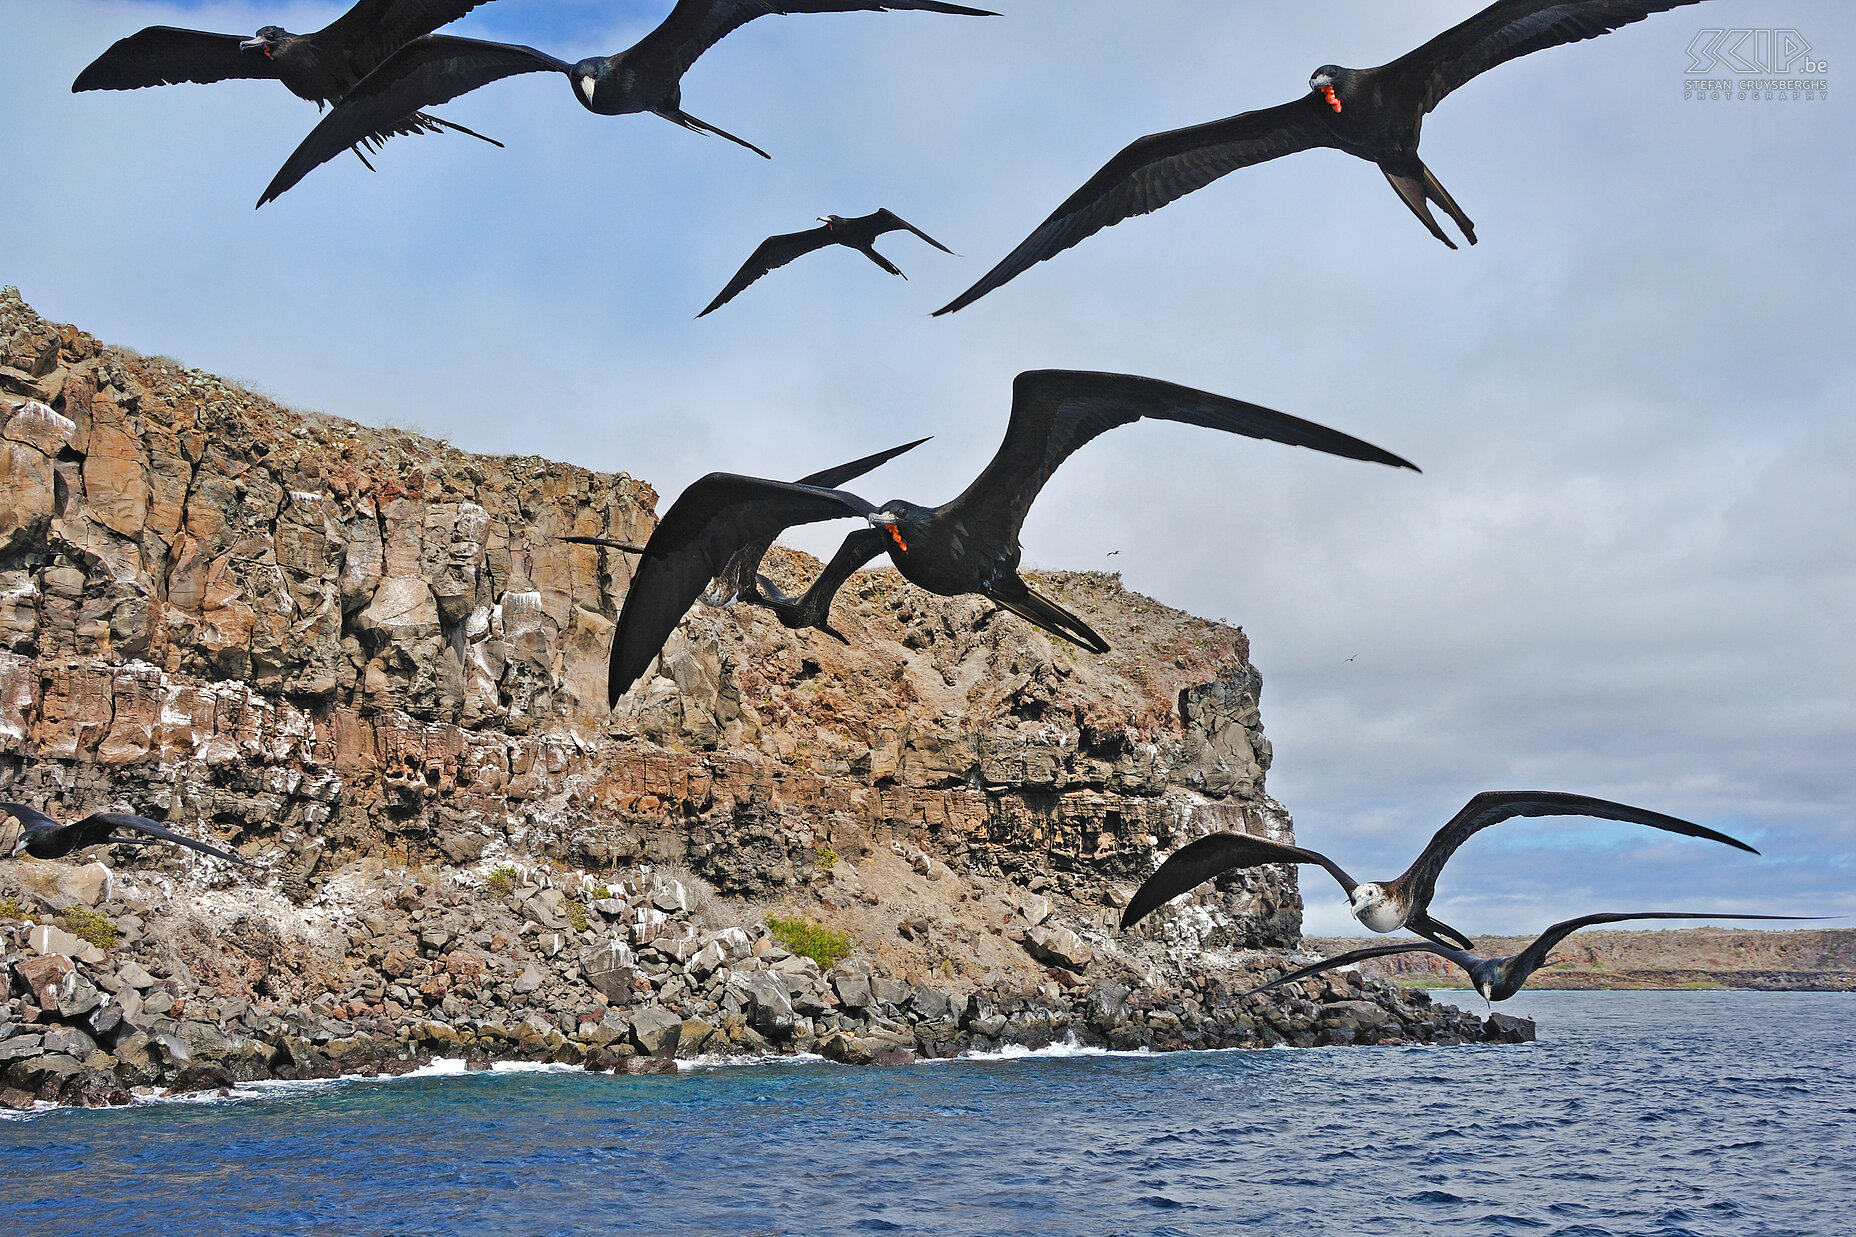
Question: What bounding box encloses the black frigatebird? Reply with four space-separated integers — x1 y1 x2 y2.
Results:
72 1 501 167
1245 912 1817 1004
605 369 1418 705
2 802 252 867
259 0 996 205
700 210 954 317
935 0 1704 314
1120 791 1758 949
563 435 928 643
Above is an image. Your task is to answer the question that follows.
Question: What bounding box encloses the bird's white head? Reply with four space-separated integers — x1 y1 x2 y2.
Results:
1348 882 1404 933
571 58 603 107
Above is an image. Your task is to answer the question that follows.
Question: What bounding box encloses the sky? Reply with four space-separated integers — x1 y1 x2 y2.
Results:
1 0 1849 936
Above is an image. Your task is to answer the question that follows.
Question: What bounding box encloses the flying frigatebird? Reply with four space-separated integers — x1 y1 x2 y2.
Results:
700 210 954 317
1244 912 1816 1004
2 802 252 867
604 369 1418 705
935 0 1705 314
72 0 502 168
562 435 928 643
1119 791 1758 949
259 0 997 205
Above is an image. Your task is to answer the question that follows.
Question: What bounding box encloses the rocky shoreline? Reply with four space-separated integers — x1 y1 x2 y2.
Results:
0 286 1533 1112
1 854 1530 1111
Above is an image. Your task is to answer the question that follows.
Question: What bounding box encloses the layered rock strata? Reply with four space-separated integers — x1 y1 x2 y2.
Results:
0 289 1522 1106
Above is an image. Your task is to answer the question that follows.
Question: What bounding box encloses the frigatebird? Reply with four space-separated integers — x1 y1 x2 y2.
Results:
563 436 928 642
605 369 1417 705
72 1 501 167
259 0 996 205
2 802 251 867
935 0 1705 314
700 210 954 317
1245 912 1815 1004
1120 791 1758 949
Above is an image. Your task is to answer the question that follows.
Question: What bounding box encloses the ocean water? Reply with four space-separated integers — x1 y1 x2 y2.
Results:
8 990 1854 1237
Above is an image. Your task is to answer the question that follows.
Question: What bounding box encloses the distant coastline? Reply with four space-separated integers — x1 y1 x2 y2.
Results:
1306 927 1856 993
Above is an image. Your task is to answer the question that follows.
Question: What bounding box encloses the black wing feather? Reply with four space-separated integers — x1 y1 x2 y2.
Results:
699 224 840 316
82 813 253 866
1386 0 1707 116
259 36 566 205
1244 941 1468 1000
1122 832 1360 930
316 0 500 70
1506 911 1816 984
1394 790 1758 917
610 475 875 704
935 97 1332 314
871 209 953 253
942 370 1415 562
638 0 996 86
73 27 283 92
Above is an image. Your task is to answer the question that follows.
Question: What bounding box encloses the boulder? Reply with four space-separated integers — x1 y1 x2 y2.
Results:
1024 924 1093 970
831 973 873 1009
513 964 545 995
39 1025 98 1059
116 960 157 990
165 1064 237 1096
28 925 103 965
740 972 795 1040
628 1007 683 1059
1484 1013 1536 1044
580 939 638 1003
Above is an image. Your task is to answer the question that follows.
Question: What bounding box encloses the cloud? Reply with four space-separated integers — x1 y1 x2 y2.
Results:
5 0 1849 932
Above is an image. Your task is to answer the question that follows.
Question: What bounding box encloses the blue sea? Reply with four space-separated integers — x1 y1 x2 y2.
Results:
10 990 1854 1236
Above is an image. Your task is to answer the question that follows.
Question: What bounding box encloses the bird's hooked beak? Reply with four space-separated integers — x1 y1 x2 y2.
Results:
818 217 834 230
239 36 274 59
579 74 597 103
869 512 907 552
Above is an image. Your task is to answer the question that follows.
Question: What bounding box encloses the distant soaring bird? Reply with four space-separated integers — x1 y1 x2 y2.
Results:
1244 911 1815 1004
1120 791 1758 949
259 0 996 204
563 435 927 643
2 802 251 867
72 1 501 167
700 210 954 317
604 369 1417 704
935 0 1705 314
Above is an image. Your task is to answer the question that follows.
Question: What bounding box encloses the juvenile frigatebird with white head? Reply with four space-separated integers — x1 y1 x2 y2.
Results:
1120 790 1758 949
3 802 252 867
1245 912 1818 1004
700 209 954 316
72 0 502 170
603 369 1418 705
259 0 996 204
936 0 1706 314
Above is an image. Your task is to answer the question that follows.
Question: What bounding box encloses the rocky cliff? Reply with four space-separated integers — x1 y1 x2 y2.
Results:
0 289 1518 1107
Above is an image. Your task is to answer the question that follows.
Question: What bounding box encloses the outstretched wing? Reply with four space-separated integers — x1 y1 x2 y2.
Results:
1508 911 1818 983
871 209 953 254
934 97 1332 314
0 801 62 831
1122 832 1361 930
1393 790 1758 919
85 813 253 866
941 370 1416 564
316 0 499 72
636 0 996 85
1385 0 1706 117
1243 941 1470 1000
259 36 566 204
610 475 875 704
757 525 892 635
699 225 839 316
73 27 283 92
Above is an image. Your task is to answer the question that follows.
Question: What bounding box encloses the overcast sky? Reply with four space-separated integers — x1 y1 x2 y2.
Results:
2 0 1849 935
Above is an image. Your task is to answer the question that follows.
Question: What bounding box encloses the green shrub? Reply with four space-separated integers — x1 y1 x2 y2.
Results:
59 905 118 949
813 848 838 873
0 896 26 921
590 885 612 902
563 900 590 933
766 915 853 970
484 866 518 896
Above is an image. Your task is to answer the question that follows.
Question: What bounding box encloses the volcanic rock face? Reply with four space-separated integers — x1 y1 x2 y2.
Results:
0 289 1522 1103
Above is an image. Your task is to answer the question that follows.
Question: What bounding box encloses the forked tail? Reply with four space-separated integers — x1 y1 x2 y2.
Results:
662 108 770 159
1381 160 1477 248
989 578 1110 653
